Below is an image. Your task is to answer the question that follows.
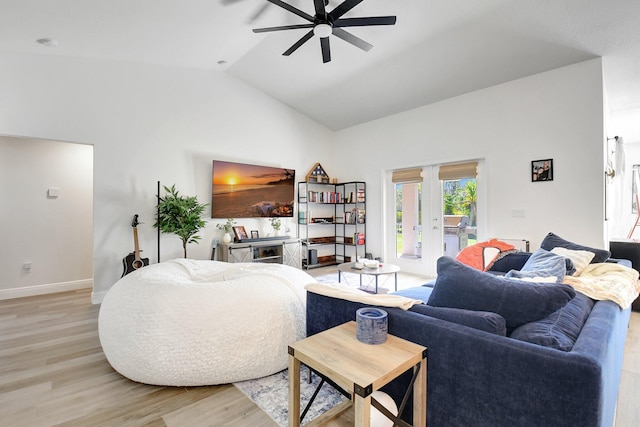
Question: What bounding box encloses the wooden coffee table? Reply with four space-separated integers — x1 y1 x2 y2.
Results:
288 321 426 427
337 262 400 293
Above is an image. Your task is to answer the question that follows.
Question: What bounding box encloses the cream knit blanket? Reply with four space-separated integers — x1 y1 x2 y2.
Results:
563 262 640 309
305 282 424 310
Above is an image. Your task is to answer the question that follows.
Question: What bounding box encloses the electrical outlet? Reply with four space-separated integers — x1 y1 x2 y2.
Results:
23 261 32 270
511 209 526 218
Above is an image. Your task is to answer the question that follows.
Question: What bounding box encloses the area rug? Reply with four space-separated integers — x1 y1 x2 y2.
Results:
312 272 340 285
233 366 346 426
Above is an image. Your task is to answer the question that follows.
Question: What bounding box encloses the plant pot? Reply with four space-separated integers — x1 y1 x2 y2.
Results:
223 232 232 243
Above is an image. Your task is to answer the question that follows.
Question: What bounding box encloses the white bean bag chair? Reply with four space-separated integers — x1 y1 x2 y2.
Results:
98 259 313 386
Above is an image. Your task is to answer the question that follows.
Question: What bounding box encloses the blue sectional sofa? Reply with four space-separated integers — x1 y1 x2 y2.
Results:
306 252 632 427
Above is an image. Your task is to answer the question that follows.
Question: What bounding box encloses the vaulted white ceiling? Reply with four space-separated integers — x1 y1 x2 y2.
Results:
1 0 639 131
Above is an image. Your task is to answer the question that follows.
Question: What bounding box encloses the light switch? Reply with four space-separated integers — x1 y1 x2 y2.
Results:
47 187 61 198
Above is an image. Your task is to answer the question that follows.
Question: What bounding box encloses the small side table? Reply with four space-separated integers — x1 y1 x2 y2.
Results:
337 262 400 293
288 321 427 427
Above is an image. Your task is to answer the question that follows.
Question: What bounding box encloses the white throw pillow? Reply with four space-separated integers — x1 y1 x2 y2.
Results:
551 247 595 275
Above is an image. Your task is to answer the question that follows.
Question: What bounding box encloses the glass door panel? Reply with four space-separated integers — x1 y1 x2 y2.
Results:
395 182 422 259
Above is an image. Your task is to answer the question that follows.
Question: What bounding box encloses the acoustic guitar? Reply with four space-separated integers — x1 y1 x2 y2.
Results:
121 214 149 277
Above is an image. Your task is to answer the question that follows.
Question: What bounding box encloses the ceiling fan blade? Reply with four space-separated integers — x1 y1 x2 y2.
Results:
320 37 331 63
283 30 314 56
313 0 327 17
267 0 315 22
333 16 397 27
329 0 364 20
253 23 314 33
332 28 372 51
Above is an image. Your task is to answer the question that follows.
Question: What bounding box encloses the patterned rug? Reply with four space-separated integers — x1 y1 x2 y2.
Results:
233 366 347 426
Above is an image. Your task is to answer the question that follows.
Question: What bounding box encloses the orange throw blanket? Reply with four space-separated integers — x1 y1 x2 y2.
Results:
456 238 516 271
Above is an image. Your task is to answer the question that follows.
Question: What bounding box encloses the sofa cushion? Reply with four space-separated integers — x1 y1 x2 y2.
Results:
490 251 577 276
488 252 531 272
541 232 610 263
412 304 507 336
393 286 507 335
505 248 566 282
427 257 576 329
551 247 594 275
510 292 595 351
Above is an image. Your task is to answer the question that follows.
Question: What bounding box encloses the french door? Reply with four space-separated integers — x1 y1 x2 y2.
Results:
386 166 442 276
386 162 479 277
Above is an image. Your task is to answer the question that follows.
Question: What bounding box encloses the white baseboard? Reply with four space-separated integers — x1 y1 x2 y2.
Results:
0 279 93 301
91 291 107 305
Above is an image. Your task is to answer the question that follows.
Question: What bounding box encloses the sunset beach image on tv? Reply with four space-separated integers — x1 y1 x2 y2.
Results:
211 160 295 218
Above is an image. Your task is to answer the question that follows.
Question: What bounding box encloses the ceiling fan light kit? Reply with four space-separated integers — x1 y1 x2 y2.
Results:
313 23 332 38
252 0 396 63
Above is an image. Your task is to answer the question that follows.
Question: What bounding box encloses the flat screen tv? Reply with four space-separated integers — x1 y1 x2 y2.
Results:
211 160 295 218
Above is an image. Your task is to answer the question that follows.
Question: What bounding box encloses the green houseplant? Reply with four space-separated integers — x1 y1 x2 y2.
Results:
154 184 208 258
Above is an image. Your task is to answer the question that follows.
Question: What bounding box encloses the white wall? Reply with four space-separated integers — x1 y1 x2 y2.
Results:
0 52 334 302
0 136 93 298
333 59 606 259
0 52 609 300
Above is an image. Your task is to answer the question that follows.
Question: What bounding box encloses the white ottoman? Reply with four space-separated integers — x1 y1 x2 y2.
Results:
98 259 312 386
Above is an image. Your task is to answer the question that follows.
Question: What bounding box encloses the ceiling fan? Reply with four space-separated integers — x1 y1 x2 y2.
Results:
252 0 396 63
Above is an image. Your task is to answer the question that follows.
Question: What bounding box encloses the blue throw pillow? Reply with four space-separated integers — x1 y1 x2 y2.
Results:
427 257 576 329
510 292 594 351
540 232 610 263
504 248 566 282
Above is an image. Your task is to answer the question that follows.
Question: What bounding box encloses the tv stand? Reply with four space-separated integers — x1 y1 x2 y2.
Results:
217 238 302 269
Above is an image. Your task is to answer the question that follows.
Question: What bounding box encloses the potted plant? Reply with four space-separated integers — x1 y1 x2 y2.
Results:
154 184 208 258
269 217 282 236
216 218 236 243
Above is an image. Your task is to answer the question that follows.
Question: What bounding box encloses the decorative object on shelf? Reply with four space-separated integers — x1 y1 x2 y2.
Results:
269 217 282 236
531 159 553 182
216 218 237 243
154 184 208 258
306 162 330 183
251 230 260 239
252 0 396 64
233 225 249 241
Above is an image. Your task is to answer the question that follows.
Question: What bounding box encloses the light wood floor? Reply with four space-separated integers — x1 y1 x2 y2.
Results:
1 268 638 426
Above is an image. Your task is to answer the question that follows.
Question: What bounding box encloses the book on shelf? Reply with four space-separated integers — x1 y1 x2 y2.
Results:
307 190 341 204
354 232 365 245
346 191 354 203
346 188 365 204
